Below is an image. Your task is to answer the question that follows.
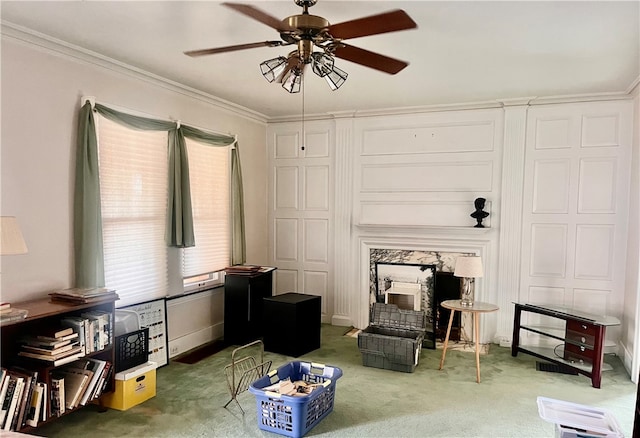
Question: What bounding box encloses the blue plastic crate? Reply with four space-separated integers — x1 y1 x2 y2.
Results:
249 361 343 438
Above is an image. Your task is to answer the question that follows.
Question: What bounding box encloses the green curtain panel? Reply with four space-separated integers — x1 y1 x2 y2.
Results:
74 102 105 288
74 100 246 286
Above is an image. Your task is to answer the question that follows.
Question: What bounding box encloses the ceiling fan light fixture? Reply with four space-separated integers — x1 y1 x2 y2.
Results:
281 68 303 93
311 52 334 78
260 56 288 83
324 65 348 91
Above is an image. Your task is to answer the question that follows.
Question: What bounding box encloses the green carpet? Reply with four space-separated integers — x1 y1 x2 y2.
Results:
32 324 636 437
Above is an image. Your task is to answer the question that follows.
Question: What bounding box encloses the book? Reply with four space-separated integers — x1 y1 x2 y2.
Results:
60 316 88 355
50 377 64 417
3 376 24 431
0 374 14 428
18 348 84 367
49 292 118 305
18 345 83 361
0 303 10 311
39 382 47 422
93 361 112 400
21 336 73 349
25 383 43 427
22 343 75 356
57 368 91 409
37 326 74 340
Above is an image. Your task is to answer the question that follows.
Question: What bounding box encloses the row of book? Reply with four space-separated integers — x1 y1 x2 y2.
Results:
0 358 113 431
18 310 114 366
0 367 41 431
51 358 113 417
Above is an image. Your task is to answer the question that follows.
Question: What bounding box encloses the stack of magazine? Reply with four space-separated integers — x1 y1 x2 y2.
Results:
49 288 118 304
0 304 28 326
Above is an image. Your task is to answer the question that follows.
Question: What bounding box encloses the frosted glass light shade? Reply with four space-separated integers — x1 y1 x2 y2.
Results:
259 57 288 83
324 65 348 91
0 216 28 255
281 68 302 93
454 256 483 278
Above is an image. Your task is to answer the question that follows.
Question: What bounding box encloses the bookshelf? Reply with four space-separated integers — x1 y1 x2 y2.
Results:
0 294 118 432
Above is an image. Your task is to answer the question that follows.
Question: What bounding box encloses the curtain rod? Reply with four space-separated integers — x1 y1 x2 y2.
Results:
81 96 238 146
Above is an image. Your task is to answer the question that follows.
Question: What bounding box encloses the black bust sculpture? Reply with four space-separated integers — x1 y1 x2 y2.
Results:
470 198 489 228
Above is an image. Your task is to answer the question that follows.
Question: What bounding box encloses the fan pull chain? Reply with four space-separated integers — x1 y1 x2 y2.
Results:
301 73 305 151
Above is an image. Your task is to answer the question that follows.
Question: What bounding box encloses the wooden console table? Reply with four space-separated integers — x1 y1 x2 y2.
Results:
511 303 620 388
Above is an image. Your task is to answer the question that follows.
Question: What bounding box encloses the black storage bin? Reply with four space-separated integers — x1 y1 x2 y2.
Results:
358 303 426 373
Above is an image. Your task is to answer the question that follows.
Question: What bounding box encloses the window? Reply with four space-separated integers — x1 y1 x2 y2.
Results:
182 137 231 292
97 116 170 306
96 115 232 304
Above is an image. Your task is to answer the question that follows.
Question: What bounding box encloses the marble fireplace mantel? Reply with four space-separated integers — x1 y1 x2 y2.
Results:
356 229 494 343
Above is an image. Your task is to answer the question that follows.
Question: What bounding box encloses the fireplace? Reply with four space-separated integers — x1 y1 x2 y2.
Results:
435 272 462 341
358 231 492 342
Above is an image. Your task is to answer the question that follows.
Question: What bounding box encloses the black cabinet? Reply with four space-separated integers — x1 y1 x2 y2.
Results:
263 292 321 357
223 268 275 345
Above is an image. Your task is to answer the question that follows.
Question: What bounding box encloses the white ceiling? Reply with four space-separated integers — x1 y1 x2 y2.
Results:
1 1 639 119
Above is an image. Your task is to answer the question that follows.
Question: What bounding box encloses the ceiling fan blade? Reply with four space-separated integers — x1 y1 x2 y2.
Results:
222 2 295 32
184 41 285 57
332 43 409 75
328 9 417 40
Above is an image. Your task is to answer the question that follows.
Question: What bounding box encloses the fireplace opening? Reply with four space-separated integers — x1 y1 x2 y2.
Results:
435 272 462 341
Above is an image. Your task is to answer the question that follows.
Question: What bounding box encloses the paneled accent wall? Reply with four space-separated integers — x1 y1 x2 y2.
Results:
519 101 633 345
353 109 503 229
267 121 334 321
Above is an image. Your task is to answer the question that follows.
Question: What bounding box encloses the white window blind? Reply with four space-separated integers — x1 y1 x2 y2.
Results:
97 115 169 307
182 137 231 278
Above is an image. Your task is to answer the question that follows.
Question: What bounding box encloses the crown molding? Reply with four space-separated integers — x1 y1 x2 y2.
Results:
1 21 269 125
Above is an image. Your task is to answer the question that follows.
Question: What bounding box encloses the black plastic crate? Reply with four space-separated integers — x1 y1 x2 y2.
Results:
357 303 426 373
115 327 149 372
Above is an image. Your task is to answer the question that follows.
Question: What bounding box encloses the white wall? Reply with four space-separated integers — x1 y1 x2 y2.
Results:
0 36 268 348
622 83 640 380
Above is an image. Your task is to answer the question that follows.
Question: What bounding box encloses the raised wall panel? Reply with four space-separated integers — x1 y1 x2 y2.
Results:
304 219 329 263
275 166 299 210
530 224 567 277
304 166 329 210
359 201 490 227
578 158 617 214
532 159 570 213
274 133 300 158
361 162 493 192
275 269 298 294
361 121 495 155
304 131 330 158
275 218 298 261
534 118 572 149
303 270 328 314
524 286 566 329
575 225 614 280
571 288 611 315
581 114 620 148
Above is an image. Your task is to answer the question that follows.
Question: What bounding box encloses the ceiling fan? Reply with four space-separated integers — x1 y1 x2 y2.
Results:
184 0 418 93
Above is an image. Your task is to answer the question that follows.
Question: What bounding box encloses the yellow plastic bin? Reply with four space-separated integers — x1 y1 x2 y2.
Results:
102 361 156 410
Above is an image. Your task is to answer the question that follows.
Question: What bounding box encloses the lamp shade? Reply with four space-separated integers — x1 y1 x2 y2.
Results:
454 256 483 278
0 216 28 255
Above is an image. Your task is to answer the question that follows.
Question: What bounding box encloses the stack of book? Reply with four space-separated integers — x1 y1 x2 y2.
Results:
0 303 28 326
224 265 263 275
48 287 118 304
19 327 84 367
